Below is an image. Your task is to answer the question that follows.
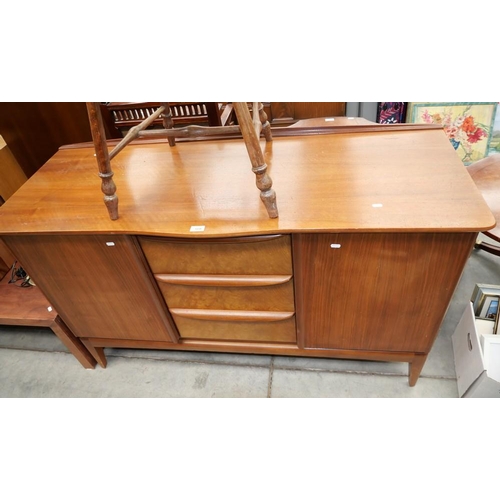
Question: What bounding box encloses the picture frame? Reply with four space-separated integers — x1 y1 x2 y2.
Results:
481 295 499 321
406 102 498 165
488 104 500 156
471 284 500 323
376 102 407 124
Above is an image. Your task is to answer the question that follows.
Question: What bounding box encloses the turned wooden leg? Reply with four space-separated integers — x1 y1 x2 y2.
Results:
258 102 272 142
81 339 108 368
50 316 97 369
86 102 119 220
233 102 278 219
161 102 176 147
254 165 278 218
408 354 428 387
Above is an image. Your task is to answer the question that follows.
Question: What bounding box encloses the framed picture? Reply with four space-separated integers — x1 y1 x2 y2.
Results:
406 102 498 164
488 104 500 156
482 295 499 321
471 284 500 321
377 102 407 124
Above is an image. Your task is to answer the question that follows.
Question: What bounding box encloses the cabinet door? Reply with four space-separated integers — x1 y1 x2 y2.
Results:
293 233 476 353
4 235 177 342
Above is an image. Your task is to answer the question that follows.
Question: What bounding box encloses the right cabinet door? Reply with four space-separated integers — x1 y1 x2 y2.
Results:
293 232 476 353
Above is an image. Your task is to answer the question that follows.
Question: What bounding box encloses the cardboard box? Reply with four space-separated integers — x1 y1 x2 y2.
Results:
452 302 500 397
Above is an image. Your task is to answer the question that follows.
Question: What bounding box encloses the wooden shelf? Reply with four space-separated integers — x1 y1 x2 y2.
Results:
0 272 56 327
0 272 97 369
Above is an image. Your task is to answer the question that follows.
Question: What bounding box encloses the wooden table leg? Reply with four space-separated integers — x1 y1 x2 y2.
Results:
408 354 428 387
50 316 97 369
81 339 107 368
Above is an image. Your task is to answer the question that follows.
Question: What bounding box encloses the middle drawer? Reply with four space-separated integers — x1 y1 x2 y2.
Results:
155 275 295 311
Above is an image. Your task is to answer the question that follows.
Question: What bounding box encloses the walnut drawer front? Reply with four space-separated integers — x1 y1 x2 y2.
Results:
139 234 296 344
138 235 292 275
155 275 295 311
170 309 296 343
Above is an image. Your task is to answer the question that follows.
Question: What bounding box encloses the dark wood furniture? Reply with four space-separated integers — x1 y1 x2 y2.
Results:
467 153 500 256
0 135 27 204
100 102 235 138
0 125 494 386
0 103 92 178
99 102 347 136
263 102 346 126
0 238 16 280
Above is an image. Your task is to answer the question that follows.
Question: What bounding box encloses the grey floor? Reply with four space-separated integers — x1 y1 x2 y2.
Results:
1 237 500 398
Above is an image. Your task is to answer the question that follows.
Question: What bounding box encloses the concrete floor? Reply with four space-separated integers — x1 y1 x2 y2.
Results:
1 238 500 397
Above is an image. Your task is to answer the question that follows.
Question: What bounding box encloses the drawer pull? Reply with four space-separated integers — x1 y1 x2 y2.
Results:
155 274 292 287
170 309 294 322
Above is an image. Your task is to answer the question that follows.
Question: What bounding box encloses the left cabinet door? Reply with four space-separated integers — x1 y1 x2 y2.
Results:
3 234 178 343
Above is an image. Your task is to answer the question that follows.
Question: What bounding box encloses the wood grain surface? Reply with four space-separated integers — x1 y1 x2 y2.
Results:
0 130 494 236
82 336 419 363
293 232 477 353
3 234 178 342
170 314 296 343
0 272 56 326
0 102 92 177
140 235 292 275
0 135 28 201
157 280 295 311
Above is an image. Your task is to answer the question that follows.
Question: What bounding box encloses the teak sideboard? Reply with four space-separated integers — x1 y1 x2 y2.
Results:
0 127 494 386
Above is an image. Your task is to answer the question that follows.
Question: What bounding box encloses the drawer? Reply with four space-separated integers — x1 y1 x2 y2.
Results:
139 235 292 275
155 275 295 311
170 309 297 343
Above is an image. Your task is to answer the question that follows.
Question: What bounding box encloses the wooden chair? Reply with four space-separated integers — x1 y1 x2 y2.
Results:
467 154 500 256
86 102 277 220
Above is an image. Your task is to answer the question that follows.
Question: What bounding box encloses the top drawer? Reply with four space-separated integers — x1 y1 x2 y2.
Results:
139 235 292 275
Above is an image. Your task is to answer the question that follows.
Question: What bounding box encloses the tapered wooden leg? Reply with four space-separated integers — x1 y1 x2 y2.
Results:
233 102 278 219
50 316 97 369
81 339 108 368
408 354 428 387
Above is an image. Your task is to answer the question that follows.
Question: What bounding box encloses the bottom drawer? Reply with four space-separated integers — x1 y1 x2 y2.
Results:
171 309 296 343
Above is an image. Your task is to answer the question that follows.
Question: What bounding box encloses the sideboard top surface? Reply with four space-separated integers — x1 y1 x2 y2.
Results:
0 129 495 236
